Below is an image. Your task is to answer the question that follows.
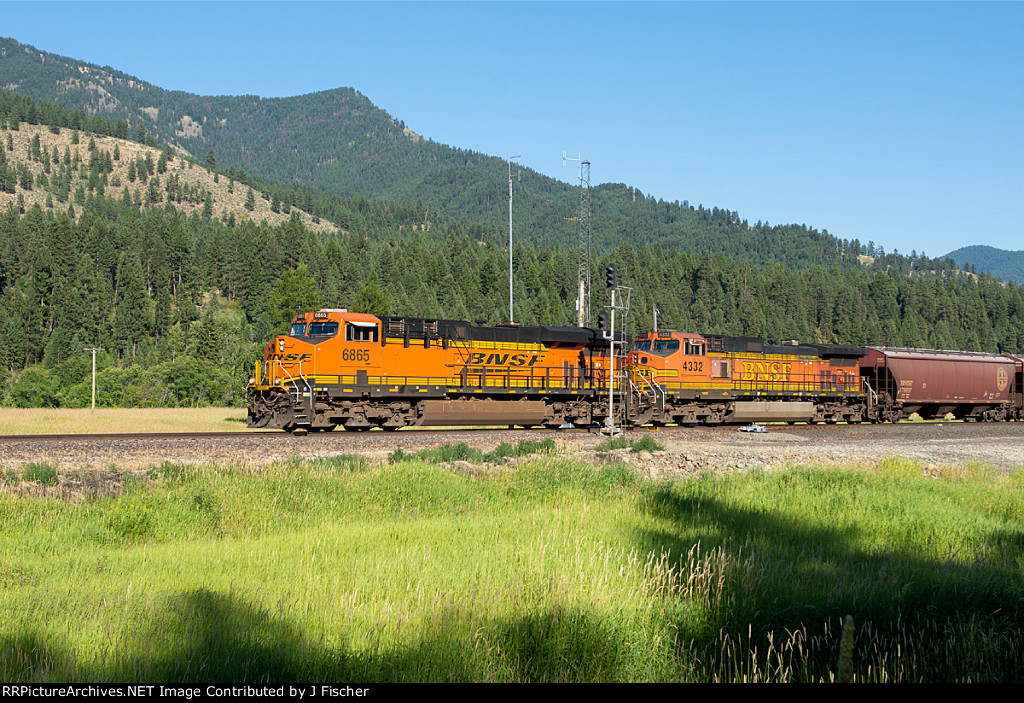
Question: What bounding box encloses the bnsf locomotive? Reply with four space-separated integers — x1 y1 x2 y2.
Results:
625 331 1022 425
247 309 1024 432
247 309 620 433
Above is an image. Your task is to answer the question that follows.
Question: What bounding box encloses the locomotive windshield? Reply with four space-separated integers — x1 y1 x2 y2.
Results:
308 321 340 337
632 338 680 357
649 339 680 357
290 322 307 337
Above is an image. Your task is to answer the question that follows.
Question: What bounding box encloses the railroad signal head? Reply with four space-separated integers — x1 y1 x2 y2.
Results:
605 264 618 289
597 311 608 331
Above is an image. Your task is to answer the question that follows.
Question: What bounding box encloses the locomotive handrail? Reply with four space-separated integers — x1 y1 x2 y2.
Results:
275 360 298 387
297 359 314 401
637 370 666 407
301 365 622 392
864 379 878 405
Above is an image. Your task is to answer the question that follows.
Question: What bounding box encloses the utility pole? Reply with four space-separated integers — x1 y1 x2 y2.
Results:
83 347 103 410
507 151 521 323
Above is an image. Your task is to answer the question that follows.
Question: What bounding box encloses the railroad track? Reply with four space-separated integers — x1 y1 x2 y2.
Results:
0 420 1008 444
0 426 589 443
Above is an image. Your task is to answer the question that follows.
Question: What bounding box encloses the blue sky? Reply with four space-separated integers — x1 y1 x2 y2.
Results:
3 1 1022 257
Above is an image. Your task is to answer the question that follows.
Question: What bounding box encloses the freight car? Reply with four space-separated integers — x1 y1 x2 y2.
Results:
860 347 1023 423
247 309 622 433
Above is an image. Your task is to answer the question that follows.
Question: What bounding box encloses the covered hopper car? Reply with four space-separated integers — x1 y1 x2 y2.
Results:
859 347 1023 423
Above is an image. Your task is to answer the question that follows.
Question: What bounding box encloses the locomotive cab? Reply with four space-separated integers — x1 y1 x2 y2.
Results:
258 309 382 390
629 331 713 387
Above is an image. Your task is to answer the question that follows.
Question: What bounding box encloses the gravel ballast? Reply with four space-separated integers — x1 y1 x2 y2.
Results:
2 422 1022 487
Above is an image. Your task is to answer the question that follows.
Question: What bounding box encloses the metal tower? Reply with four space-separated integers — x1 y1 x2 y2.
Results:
507 151 521 323
563 152 592 326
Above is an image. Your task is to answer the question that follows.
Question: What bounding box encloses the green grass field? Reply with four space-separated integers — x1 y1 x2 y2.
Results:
2 451 1022 683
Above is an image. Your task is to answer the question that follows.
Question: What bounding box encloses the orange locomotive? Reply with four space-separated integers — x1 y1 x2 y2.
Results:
623 330 870 425
248 309 618 433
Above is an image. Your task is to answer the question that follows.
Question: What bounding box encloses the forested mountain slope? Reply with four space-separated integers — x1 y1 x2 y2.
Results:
3 104 1022 408
945 245 1024 285
0 37 960 272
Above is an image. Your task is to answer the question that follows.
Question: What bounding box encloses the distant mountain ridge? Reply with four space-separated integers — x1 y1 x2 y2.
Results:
0 36 967 275
944 245 1024 284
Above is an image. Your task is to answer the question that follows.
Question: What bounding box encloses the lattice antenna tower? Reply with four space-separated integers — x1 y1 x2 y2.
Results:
563 152 592 326
507 150 522 323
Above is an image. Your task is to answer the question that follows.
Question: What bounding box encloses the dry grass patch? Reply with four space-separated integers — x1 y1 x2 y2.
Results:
0 122 335 232
0 407 250 435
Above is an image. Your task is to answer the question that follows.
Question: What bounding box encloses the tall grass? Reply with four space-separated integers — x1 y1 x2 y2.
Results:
1 455 1022 682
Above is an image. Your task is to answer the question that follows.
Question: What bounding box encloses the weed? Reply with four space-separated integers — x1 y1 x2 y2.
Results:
389 439 557 466
877 456 922 479
595 436 663 453
104 498 154 541
22 462 58 486
595 436 631 451
629 435 664 453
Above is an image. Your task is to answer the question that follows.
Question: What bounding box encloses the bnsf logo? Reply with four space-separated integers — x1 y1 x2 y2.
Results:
739 360 793 382
268 353 312 363
466 352 544 367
